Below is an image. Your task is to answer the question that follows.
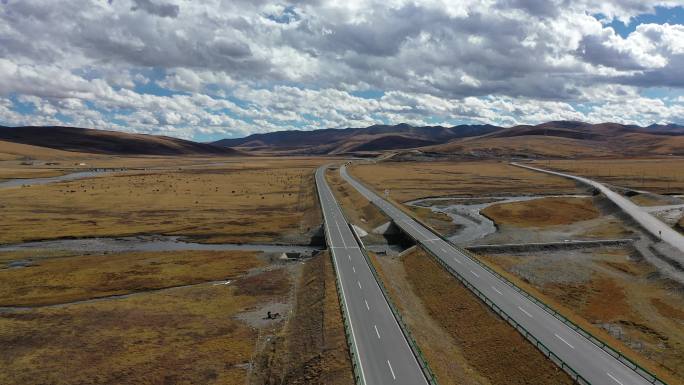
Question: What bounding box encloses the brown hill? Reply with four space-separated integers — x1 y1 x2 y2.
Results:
213 120 684 158
0 126 240 156
420 121 684 158
213 123 500 155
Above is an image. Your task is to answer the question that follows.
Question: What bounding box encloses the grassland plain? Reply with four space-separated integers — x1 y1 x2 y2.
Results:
534 158 684 193
0 249 353 385
249 252 354 385
0 250 289 384
0 250 263 307
0 158 326 245
480 248 684 384
368 247 573 385
349 160 577 203
481 196 600 227
326 166 462 236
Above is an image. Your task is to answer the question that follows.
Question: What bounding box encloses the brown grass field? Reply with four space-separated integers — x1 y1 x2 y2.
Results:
250 253 354 385
534 158 684 193
326 166 460 237
0 250 263 307
480 248 684 384
482 197 600 227
369 247 573 385
0 158 325 245
326 167 389 229
0 249 352 384
349 161 576 202
0 250 284 384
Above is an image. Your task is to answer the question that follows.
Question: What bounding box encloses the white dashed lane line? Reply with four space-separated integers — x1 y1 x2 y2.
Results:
554 333 575 349
387 360 396 380
518 306 533 318
606 372 624 385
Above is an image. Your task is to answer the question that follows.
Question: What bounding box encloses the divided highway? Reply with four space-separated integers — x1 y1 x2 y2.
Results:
340 164 654 385
315 166 428 385
513 162 684 256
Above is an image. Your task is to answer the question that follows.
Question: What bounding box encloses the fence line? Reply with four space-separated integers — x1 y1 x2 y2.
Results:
345 168 667 385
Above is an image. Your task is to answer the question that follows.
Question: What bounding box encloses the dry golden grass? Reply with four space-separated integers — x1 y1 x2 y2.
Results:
0 140 94 161
350 161 576 202
0 167 67 181
425 135 614 158
327 167 460 236
326 167 389 229
535 158 684 193
482 197 600 227
370 248 573 384
250 252 354 385
0 255 295 385
0 251 263 307
0 158 325 244
368 249 490 385
479 249 684 384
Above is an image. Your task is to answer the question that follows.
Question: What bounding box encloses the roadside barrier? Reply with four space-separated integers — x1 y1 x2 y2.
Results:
349 222 440 385
314 173 366 385
344 166 668 385
317 167 438 385
409 209 667 385
421 244 591 384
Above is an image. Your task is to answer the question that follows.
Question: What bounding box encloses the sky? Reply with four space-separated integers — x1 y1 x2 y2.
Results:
1 1 684 141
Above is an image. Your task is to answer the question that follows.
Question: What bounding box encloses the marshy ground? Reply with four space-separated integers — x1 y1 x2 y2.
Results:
0 154 352 385
349 159 684 384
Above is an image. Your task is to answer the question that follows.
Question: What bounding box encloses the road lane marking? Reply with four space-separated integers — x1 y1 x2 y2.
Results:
441 248 448 252
364 299 370 310
554 333 575 349
387 360 396 380
453 257 463 264
518 306 533 318
334 220 348 248
326 223 368 385
357 281 362 289
470 270 479 277
374 324 381 339
492 286 503 295
606 372 624 385
348 254 351 261
352 266 356 273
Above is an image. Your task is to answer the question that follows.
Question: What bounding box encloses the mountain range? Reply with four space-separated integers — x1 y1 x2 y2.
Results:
1 121 683 158
0 126 238 156
212 121 684 158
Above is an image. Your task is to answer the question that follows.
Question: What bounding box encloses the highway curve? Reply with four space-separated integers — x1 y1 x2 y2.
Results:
341 164 656 385
513 162 684 257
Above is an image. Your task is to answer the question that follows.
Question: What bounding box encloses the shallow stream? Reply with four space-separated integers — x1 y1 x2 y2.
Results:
406 195 590 244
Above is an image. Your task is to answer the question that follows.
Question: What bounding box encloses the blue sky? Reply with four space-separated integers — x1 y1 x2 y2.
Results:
1 1 683 141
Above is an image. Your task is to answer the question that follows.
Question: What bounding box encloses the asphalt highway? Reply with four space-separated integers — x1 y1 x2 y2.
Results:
315 166 428 385
513 162 684 256
340 164 654 385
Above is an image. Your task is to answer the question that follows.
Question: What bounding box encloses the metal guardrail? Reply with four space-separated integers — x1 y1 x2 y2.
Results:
319 166 437 384
348 222 440 385
345 166 669 385
329 245 367 385
314 174 366 385
420 245 591 384
407 210 667 385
